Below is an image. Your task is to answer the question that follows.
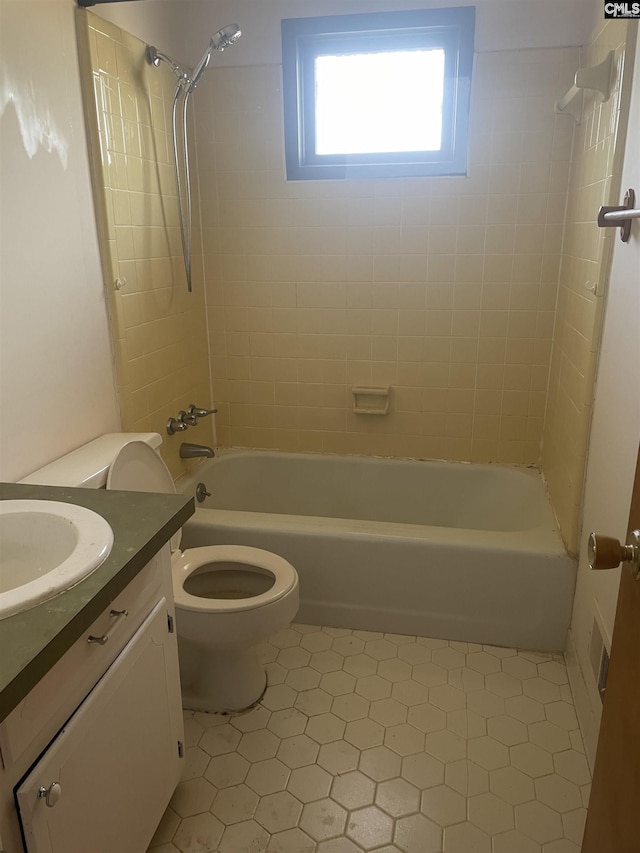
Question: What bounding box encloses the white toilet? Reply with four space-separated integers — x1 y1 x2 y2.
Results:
106 439 299 714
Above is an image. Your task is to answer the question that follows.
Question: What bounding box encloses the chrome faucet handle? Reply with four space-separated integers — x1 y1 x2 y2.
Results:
188 403 218 418
179 409 198 426
167 417 188 435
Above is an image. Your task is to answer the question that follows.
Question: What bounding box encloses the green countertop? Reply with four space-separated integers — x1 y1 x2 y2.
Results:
0 483 194 721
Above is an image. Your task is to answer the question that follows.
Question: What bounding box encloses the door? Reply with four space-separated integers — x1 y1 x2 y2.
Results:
16 598 184 853
582 447 640 852
576 25 640 853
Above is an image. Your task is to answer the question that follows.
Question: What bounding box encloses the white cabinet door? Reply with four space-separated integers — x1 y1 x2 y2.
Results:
16 598 184 853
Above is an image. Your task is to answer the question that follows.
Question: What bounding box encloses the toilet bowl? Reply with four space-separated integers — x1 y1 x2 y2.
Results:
107 440 299 713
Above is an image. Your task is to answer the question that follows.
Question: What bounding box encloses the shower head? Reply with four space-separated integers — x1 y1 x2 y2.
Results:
211 24 242 52
188 25 242 92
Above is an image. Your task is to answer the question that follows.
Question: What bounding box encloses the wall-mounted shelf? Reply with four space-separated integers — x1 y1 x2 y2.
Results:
352 386 390 415
556 50 615 123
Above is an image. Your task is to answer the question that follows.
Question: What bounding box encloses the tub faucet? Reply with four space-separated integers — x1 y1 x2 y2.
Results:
179 443 216 459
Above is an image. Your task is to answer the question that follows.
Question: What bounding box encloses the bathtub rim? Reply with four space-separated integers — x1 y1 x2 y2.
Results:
176 448 565 556
181 445 547 479
182 505 567 559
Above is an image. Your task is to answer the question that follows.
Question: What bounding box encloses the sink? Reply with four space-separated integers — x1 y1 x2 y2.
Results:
0 500 114 620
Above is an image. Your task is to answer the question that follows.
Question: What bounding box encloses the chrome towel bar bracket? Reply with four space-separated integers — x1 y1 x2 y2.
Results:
598 188 639 242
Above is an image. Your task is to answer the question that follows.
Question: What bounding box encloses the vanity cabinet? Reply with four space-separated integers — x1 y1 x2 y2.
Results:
0 547 184 853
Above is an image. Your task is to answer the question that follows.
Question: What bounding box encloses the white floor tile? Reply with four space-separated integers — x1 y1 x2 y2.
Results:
148 625 590 853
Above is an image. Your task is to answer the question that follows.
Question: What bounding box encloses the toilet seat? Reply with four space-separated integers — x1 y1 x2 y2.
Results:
106 441 297 612
172 545 298 613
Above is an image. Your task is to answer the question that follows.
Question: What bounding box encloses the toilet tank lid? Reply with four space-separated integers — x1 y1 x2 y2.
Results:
19 433 163 489
107 440 181 553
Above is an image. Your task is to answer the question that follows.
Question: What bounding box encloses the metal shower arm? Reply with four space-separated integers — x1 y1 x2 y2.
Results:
145 46 191 86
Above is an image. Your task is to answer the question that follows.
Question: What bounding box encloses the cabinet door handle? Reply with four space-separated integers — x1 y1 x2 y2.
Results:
87 609 129 645
38 782 62 807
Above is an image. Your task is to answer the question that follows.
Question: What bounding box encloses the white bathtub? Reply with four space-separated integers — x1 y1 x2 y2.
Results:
177 450 576 651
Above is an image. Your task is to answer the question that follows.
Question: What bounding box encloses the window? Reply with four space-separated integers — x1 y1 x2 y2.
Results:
282 7 475 181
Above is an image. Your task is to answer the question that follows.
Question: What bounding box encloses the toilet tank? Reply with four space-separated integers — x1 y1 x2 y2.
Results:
19 433 163 489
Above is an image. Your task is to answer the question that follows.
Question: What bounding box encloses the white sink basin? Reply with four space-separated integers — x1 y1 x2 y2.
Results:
0 500 114 620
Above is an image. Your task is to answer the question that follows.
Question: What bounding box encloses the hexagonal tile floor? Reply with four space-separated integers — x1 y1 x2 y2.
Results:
147 625 590 853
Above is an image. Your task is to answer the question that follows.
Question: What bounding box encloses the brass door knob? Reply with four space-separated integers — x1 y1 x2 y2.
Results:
588 530 640 573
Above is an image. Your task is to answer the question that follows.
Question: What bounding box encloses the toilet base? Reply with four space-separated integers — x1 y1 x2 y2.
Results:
179 640 268 714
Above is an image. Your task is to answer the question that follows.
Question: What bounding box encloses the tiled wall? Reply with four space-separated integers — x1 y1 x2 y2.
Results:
77 11 214 478
197 48 577 463
542 20 632 552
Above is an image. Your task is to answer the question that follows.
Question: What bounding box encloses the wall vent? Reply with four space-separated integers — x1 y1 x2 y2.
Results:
588 616 610 702
597 646 610 702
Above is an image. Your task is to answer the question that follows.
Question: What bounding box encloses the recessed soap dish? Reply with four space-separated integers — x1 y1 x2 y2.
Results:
352 386 390 415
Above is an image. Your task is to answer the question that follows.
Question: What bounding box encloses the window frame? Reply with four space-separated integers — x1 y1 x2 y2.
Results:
281 7 476 181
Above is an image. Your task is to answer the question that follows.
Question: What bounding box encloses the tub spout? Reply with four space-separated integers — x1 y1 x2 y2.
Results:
180 443 216 459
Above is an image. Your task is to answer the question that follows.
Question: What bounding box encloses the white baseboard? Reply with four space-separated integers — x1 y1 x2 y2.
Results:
565 627 601 771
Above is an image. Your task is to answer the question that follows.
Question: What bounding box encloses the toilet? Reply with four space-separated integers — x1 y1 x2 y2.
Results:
106 439 299 714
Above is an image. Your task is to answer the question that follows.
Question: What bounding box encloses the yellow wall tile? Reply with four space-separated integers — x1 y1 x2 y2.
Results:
78 12 214 476
542 22 632 551
197 45 587 463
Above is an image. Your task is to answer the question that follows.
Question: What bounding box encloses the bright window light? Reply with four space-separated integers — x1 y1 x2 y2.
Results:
281 7 475 179
315 50 445 156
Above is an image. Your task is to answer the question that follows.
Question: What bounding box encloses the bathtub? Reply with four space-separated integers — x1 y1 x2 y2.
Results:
177 450 576 651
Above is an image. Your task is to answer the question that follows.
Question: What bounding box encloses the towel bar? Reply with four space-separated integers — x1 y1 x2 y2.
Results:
598 188 639 242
